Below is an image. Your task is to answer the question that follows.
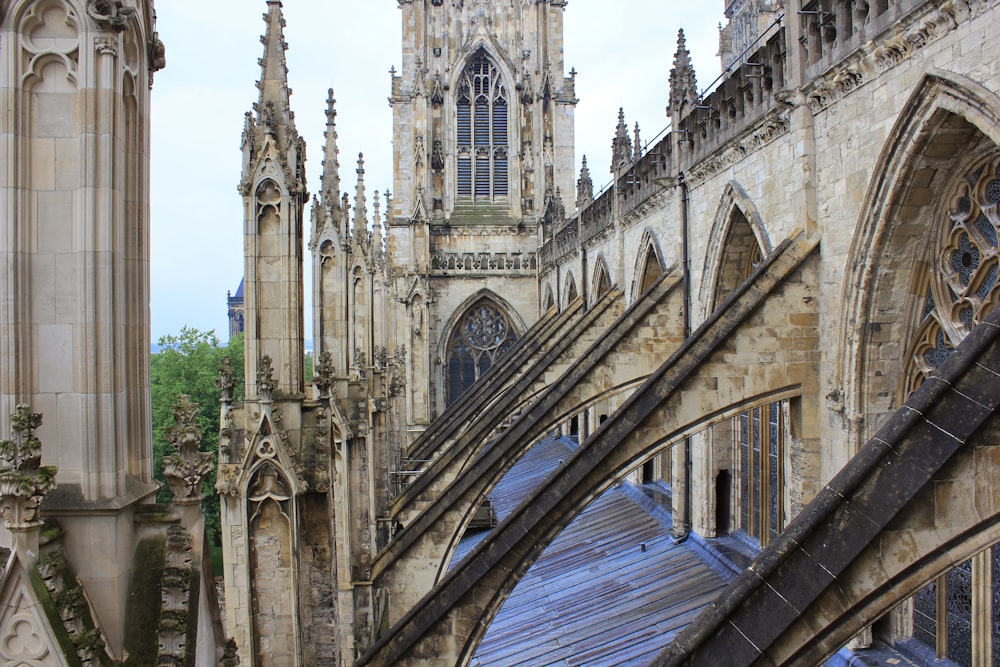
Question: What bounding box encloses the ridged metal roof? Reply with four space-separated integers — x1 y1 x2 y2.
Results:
453 436 730 667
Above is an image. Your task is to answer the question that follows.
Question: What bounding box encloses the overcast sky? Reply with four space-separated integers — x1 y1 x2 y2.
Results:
150 1 726 342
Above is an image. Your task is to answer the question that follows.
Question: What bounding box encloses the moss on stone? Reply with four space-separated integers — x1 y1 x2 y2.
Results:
123 536 166 667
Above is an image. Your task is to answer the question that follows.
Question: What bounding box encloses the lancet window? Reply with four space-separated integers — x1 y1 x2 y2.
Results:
734 401 785 549
456 51 509 201
447 300 518 404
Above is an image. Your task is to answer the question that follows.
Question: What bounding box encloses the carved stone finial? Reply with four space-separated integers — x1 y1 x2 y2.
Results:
314 351 335 398
163 396 214 504
0 405 57 530
217 357 236 403
257 356 276 399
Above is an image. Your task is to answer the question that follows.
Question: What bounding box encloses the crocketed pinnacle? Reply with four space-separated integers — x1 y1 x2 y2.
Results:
611 108 633 172
669 28 699 116
320 89 341 207
576 156 593 209
353 153 368 244
256 0 295 134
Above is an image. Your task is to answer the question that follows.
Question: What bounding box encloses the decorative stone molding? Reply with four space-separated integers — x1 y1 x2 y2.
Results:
684 105 792 188
162 396 214 504
431 250 537 275
803 0 984 113
158 525 193 665
0 406 56 532
94 36 118 56
36 550 110 665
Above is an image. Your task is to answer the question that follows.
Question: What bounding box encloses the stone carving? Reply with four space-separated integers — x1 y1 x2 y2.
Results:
805 0 970 112
0 406 56 530
87 0 135 32
216 465 241 498
149 32 167 73
257 355 276 399
158 526 193 665
430 250 537 274
431 74 445 106
313 351 335 398
431 139 445 172
373 346 388 370
684 107 791 187
414 135 425 168
221 638 241 666
354 349 367 379
94 36 118 56
217 356 237 403
36 550 109 664
389 346 407 398
162 395 214 504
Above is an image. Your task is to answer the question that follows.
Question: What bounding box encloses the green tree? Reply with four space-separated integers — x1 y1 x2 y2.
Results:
151 328 244 548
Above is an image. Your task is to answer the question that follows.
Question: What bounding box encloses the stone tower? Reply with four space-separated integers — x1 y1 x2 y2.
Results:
0 0 165 655
387 0 577 438
719 0 783 70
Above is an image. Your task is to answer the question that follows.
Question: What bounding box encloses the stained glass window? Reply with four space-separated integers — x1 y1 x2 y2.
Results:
902 151 1000 664
902 155 1000 396
447 300 519 404
735 402 784 549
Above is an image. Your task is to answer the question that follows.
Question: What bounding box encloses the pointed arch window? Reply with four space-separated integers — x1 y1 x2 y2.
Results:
594 261 612 301
456 51 509 201
901 152 1000 398
639 246 663 294
447 299 518 404
899 149 1000 665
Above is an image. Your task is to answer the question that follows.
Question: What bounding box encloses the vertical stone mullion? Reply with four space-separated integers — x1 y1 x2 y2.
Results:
971 548 992 667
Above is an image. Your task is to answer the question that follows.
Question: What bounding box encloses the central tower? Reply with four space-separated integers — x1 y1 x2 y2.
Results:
388 0 577 432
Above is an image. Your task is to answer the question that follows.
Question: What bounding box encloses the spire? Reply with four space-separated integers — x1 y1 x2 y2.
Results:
256 0 294 131
611 108 633 172
353 153 368 245
634 122 643 160
241 0 305 198
576 156 593 210
669 29 699 118
320 89 341 208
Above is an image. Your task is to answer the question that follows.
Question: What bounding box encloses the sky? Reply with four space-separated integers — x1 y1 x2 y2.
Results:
149 0 726 342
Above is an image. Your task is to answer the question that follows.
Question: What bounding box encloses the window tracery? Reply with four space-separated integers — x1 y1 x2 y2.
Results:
901 150 1000 665
456 51 510 201
446 300 518 404
901 153 1000 398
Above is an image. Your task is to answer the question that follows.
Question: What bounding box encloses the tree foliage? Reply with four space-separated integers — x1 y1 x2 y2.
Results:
151 328 244 544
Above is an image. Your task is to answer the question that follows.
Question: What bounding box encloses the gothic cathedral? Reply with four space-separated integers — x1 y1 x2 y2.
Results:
218 1 578 663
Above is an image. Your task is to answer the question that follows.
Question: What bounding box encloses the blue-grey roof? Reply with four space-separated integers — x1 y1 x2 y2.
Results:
456 437 730 667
